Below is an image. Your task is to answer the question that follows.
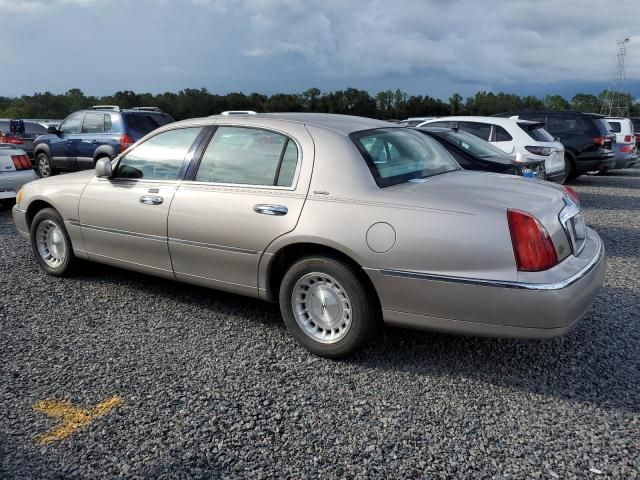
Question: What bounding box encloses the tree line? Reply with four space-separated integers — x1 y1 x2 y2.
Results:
0 87 637 121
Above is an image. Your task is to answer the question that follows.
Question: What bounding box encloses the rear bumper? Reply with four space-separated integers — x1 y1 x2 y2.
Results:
613 154 637 169
0 170 38 200
366 229 606 338
575 156 616 173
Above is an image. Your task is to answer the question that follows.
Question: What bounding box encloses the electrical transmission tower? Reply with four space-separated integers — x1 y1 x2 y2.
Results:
601 38 631 117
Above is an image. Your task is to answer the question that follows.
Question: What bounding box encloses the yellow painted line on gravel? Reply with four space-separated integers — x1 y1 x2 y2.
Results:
33 396 124 444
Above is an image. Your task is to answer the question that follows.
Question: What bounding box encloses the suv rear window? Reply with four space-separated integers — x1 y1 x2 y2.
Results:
519 123 555 142
607 121 621 133
351 128 460 187
123 113 173 137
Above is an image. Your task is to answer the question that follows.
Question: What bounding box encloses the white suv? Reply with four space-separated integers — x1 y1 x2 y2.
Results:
606 117 637 169
417 116 566 183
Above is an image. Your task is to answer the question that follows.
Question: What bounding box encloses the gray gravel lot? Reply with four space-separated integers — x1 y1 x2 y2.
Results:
1 169 639 479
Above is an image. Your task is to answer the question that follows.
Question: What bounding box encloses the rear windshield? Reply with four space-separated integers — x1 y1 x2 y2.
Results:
631 119 640 131
591 118 612 136
351 128 460 187
123 113 174 137
430 129 509 161
519 123 554 142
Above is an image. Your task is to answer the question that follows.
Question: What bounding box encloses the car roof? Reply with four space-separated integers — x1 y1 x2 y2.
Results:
498 110 606 119
421 116 540 127
178 113 396 135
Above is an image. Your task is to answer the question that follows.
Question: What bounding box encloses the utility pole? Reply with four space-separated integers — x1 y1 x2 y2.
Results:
600 38 631 117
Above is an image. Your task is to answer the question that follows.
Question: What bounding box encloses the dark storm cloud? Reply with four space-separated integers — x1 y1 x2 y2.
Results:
1 0 638 97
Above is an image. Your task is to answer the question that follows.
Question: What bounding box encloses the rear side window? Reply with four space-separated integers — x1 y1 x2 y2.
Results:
591 118 611 136
519 124 555 142
195 127 298 187
115 127 202 180
425 121 453 128
123 113 173 137
458 122 491 141
607 121 621 133
494 125 513 141
352 128 460 187
81 113 106 133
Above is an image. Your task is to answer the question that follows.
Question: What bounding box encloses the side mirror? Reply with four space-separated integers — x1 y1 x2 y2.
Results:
47 126 59 134
95 157 113 178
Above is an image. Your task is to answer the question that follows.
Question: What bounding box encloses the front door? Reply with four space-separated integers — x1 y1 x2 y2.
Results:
78 126 204 277
51 113 84 170
168 123 313 296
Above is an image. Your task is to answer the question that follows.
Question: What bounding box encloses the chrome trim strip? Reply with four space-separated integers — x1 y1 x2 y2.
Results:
80 223 166 242
380 237 604 291
168 238 258 255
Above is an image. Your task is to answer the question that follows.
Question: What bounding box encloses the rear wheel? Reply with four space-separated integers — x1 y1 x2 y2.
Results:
36 152 56 178
278 256 379 358
30 208 76 276
563 154 578 182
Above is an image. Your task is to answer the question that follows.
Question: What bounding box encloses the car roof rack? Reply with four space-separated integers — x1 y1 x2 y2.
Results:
130 106 163 113
220 110 258 116
91 105 121 112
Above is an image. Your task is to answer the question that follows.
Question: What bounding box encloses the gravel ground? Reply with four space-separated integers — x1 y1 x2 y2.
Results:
1 168 639 479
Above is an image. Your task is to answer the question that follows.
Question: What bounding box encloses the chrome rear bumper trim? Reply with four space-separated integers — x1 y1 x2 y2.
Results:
380 236 604 291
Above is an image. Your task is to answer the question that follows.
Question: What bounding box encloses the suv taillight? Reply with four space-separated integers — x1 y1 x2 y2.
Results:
120 134 134 152
508 209 558 272
623 135 632 143
5 137 23 145
593 136 605 146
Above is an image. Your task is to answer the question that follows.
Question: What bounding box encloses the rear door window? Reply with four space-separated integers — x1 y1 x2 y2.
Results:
458 122 492 141
195 127 298 187
81 113 106 133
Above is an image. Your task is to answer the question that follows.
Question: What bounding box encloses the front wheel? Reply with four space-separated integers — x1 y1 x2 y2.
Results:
30 208 76 276
278 256 380 358
36 152 56 178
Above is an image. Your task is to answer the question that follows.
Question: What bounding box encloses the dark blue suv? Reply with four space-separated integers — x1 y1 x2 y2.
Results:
33 106 174 177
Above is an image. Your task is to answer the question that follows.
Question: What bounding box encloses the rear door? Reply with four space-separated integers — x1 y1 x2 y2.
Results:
457 121 492 142
490 124 515 154
76 112 106 169
168 123 313 296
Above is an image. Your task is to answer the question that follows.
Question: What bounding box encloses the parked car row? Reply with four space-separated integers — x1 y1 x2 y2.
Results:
402 110 638 183
12 112 606 357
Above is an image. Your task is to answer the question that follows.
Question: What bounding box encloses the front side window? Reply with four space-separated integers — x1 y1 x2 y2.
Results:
195 126 299 187
458 122 491 141
114 127 202 180
59 114 84 134
81 113 106 134
352 128 460 187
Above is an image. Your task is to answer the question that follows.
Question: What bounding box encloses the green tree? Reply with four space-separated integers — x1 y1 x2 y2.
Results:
449 93 463 115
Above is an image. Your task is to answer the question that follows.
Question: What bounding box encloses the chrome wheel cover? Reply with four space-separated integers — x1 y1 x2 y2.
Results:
291 272 352 344
36 220 66 268
38 157 50 177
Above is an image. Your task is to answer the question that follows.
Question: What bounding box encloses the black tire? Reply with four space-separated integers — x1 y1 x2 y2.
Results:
30 208 76 276
563 154 578 182
36 151 56 178
278 256 380 358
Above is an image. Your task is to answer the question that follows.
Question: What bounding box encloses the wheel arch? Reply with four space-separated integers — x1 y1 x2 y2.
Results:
92 144 116 162
262 241 381 310
25 199 57 230
33 143 50 158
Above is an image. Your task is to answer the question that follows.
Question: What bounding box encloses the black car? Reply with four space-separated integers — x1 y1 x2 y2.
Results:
494 111 615 179
0 119 49 161
417 126 546 179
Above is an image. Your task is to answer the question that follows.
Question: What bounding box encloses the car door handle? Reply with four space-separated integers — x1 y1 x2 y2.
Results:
139 195 164 205
253 204 288 216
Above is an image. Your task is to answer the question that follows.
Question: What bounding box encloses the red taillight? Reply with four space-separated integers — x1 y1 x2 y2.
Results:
11 155 23 170
6 137 23 145
621 145 634 153
120 134 134 152
508 209 558 272
561 185 580 206
593 136 605 146
19 155 31 169
623 135 632 143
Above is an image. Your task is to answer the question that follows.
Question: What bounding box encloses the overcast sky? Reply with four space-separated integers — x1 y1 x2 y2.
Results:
2 0 639 99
